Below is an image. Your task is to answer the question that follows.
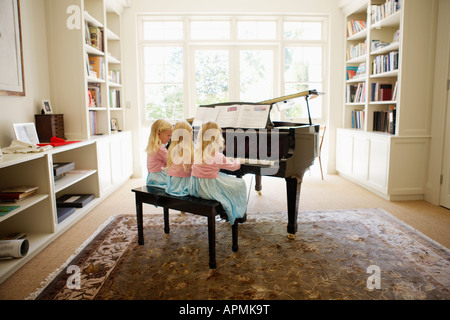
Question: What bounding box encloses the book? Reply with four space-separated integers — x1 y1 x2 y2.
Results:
0 206 20 217
53 162 75 176
89 27 103 51
56 207 76 224
193 104 271 129
88 57 105 80
0 186 39 201
57 194 95 208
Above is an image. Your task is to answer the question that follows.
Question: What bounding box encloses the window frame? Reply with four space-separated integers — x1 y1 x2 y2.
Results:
137 14 328 127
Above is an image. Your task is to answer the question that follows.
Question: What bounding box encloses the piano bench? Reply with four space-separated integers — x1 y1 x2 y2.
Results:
132 186 245 269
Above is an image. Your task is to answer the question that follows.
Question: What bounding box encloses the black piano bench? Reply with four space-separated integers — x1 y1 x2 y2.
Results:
132 186 245 269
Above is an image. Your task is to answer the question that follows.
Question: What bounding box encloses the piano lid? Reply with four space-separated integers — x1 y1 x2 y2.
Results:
190 90 325 128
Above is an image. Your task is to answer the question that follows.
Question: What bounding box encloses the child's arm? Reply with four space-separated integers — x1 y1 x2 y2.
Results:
215 153 241 171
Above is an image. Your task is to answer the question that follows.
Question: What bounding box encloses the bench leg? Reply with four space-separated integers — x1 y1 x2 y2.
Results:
136 196 144 245
163 207 170 234
232 223 238 252
208 214 216 269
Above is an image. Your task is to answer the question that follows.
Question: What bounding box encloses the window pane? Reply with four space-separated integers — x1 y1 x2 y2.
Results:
284 21 322 40
285 47 322 83
240 50 274 102
145 84 184 120
143 47 183 83
143 21 183 40
195 50 229 106
284 83 322 119
237 21 276 39
191 21 230 40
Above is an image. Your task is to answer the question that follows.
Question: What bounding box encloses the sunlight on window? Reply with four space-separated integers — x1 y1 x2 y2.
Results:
195 50 229 106
143 46 184 120
284 21 322 40
240 50 274 102
191 21 230 40
237 21 277 40
143 21 183 40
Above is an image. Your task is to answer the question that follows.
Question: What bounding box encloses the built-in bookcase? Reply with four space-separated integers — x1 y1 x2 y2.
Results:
46 0 125 139
337 0 437 200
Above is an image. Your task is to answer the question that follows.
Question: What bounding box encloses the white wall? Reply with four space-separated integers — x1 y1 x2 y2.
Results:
121 0 345 177
0 0 51 148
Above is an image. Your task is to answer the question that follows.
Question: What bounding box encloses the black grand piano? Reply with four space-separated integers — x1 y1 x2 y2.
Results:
193 90 322 239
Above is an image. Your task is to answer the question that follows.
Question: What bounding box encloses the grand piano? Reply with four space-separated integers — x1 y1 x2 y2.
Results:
193 90 322 239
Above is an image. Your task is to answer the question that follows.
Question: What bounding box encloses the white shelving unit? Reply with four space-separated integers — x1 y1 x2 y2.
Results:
0 135 133 283
337 0 437 200
46 0 125 139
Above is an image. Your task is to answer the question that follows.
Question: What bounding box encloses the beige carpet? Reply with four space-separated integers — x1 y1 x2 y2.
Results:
0 173 449 299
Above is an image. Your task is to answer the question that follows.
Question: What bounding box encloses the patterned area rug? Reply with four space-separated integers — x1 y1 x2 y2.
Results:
30 209 449 300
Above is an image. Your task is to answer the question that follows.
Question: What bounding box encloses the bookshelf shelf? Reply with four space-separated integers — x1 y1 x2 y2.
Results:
337 0 436 201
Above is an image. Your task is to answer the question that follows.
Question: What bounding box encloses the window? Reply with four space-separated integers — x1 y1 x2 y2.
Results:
138 15 327 125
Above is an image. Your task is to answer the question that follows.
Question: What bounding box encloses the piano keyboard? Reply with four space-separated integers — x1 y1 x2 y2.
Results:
229 158 276 167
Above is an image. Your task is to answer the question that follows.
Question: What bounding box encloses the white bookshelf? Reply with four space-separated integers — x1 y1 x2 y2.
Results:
46 0 125 139
0 133 132 283
337 0 437 200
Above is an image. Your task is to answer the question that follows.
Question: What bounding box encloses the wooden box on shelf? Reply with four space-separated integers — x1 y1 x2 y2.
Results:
35 114 66 142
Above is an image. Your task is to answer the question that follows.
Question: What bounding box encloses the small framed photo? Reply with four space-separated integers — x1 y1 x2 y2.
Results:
13 123 40 144
111 118 119 131
42 99 53 114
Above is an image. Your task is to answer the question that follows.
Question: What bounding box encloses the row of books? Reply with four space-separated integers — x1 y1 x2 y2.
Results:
347 42 367 61
0 186 38 202
108 70 121 85
88 83 102 108
109 89 121 108
373 107 396 134
89 111 98 135
346 83 366 103
346 63 366 81
89 57 106 80
370 82 397 102
372 51 398 75
352 110 365 130
347 20 366 38
370 0 401 24
88 26 104 52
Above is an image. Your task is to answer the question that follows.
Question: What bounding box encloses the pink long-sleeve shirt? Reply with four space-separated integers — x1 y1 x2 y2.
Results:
191 152 241 179
147 145 168 173
167 163 191 178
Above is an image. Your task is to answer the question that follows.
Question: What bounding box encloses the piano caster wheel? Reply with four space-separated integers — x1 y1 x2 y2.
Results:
287 233 296 240
257 191 262 196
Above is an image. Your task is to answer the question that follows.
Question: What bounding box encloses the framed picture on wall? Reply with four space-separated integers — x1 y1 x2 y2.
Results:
0 0 25 96
13 123 40 145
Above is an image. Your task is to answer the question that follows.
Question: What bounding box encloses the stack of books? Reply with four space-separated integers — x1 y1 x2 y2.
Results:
0 186 39 202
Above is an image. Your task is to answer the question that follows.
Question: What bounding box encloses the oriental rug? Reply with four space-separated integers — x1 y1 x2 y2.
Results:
30 209 450 300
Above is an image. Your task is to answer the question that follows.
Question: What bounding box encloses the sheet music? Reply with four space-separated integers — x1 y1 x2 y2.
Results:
193 107 219 127
193 104 270 129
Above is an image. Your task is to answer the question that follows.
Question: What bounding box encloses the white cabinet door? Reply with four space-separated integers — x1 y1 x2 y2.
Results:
97 139 112 193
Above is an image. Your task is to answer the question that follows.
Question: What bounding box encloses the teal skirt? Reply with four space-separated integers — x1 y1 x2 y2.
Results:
166 176 190 197
146 171 167 189
189 173 247 225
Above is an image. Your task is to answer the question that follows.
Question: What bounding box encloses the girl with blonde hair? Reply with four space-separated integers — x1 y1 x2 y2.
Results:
165 121 194 196
145 119 173 188
189 121 247 225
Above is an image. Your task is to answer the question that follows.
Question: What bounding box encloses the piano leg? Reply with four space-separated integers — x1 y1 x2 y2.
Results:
255 175 262 196
285 175 303 240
